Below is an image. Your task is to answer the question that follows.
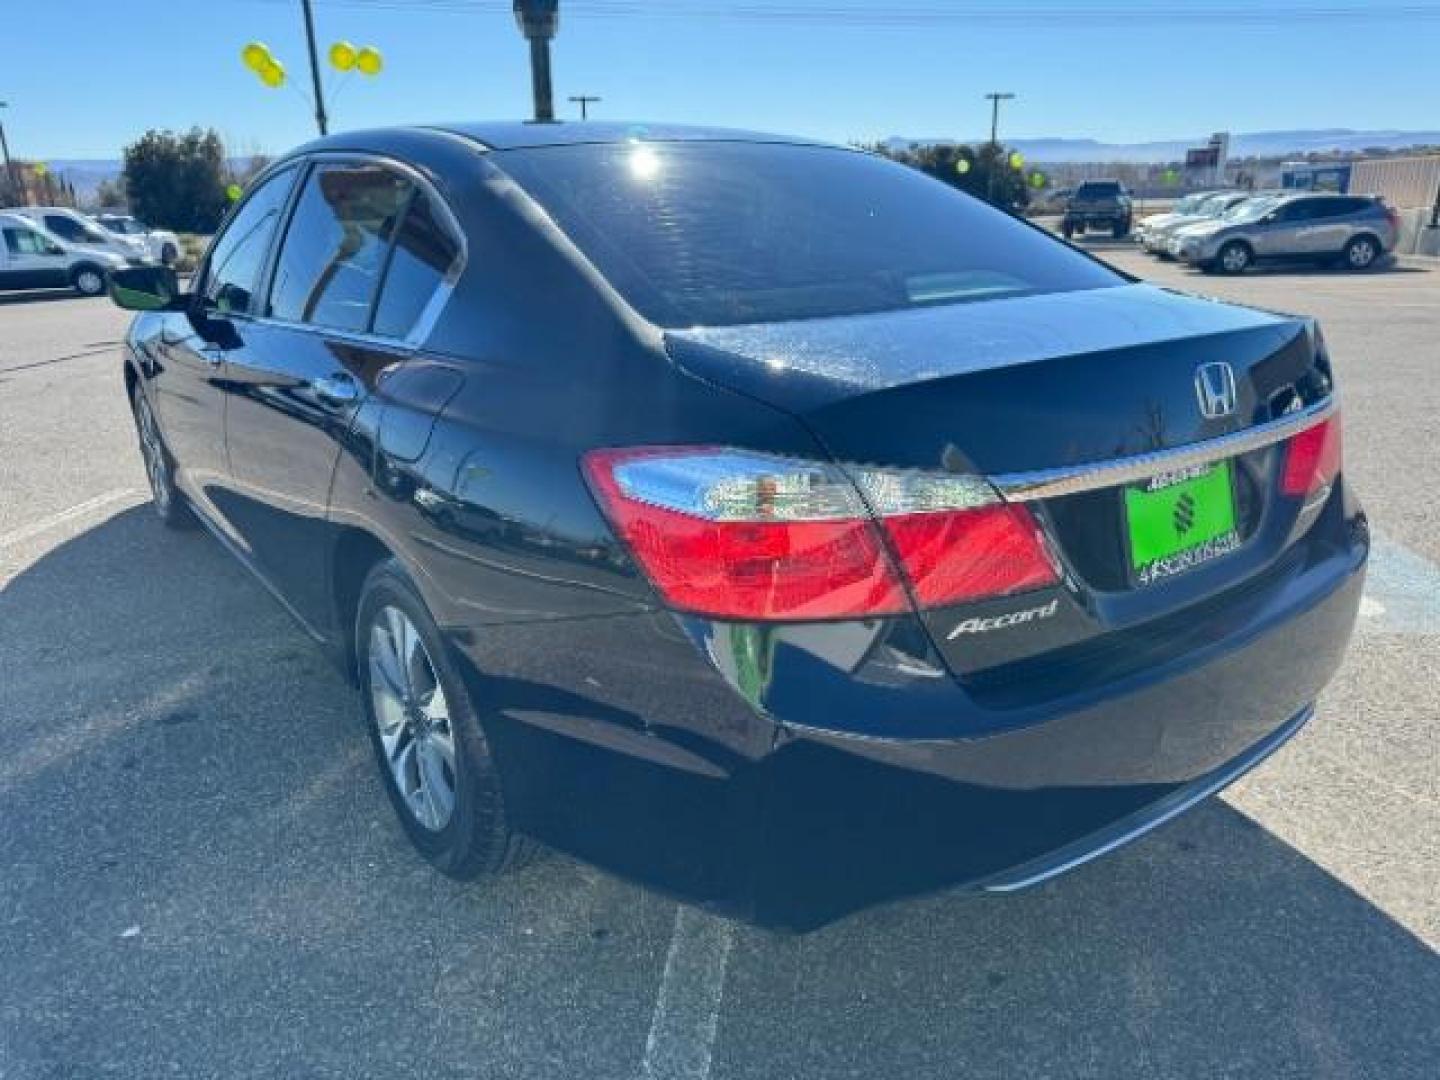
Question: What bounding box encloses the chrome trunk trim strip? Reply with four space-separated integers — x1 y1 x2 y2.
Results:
992 397 1335 502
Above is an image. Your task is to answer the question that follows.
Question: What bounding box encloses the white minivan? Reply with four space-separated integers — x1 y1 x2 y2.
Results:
7 206 152 264
0 211 128 296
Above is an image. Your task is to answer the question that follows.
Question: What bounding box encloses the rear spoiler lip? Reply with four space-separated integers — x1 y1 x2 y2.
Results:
992 396 1336 503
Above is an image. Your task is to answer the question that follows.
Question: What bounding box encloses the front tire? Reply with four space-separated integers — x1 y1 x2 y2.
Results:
1216 241 1253 275
131 388 192 529
357 559 534 879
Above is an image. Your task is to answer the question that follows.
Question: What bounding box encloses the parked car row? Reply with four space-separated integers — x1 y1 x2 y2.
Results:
1134 190 1400 274
0 210 131 296
0 206 180 296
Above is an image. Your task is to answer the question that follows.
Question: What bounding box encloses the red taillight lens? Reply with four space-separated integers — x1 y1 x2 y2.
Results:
583 447 1058 621
1281 414 1342 498
881 504 1060 607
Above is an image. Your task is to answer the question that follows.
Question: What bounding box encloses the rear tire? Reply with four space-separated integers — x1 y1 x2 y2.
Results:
1216 241 1253 275
1111 218 1130 239
71 263 107 297
1062 219 1075 240
1342 234 1380 272
356 559 535 880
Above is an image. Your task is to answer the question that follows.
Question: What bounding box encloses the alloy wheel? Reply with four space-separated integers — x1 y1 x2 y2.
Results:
1221 244 1250 274
76 270 104 295
367 605 458 832
1348 239 1376 269
135 395 171 515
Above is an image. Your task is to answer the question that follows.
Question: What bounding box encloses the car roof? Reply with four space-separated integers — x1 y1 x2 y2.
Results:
294 120 840 156
430 120 838 150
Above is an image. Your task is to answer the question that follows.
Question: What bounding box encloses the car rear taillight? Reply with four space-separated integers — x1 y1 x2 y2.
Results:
583 447 1059 621
1281 414 1342 499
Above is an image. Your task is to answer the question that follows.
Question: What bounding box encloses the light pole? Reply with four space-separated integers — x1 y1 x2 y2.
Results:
984 91 1016 204
0 101 20 205
568 94 600 120
299 0 330 136
514 1 560 123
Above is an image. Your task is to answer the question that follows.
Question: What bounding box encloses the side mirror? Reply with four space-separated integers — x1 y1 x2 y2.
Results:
108 264 183 312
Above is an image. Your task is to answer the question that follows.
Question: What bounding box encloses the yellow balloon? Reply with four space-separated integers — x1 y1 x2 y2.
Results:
355 46 383 76
259 61 286 88
241 41 271 73
955 158 971 175
329 40 357 72
1009 151 1025 170
34 162 49 178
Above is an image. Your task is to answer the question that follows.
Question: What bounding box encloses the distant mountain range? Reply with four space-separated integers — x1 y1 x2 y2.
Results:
882 128 1440 163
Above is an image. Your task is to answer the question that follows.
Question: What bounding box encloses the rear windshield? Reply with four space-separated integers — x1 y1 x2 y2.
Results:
1076 181 1122 197
496 142 1124 328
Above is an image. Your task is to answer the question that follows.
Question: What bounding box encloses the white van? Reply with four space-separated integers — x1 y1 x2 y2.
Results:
95 213 182 266
7 206 152 264
0 211 128 296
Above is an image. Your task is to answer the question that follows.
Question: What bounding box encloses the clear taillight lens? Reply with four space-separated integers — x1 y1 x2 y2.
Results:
583 447 1059 621
1281 414 1342 499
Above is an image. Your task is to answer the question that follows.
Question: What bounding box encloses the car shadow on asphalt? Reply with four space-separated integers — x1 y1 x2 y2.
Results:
0 288 95 306
1 507 1436 1078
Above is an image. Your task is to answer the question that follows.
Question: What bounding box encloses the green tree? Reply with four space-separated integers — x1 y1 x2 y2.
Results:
121 127 229 233
866 140 1031 212
94 177 128 209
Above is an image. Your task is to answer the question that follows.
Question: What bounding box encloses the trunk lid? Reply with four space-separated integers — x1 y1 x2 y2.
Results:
665 283 1334 681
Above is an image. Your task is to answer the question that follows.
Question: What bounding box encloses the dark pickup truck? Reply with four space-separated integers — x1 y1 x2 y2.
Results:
1062 180 1134 239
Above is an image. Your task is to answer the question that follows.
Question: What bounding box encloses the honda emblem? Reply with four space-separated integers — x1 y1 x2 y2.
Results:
1194 362 1238 420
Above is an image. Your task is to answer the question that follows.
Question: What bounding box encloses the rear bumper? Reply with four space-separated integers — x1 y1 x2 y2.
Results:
976 703 1311 892
455 506 1366 930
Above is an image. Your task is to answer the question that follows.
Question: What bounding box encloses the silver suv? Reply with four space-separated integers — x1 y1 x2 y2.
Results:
1174 193 1399 274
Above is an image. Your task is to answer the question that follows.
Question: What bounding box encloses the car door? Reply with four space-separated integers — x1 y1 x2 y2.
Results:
0 224 70 288
221 157 449 627
1251 198 1315 257
1307 198 1363 255
145 164 300 533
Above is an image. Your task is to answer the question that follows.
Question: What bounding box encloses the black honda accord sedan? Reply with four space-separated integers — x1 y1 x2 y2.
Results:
108 122 1365 929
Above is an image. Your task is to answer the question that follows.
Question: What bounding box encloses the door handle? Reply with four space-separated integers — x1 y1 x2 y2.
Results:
312 372 361 406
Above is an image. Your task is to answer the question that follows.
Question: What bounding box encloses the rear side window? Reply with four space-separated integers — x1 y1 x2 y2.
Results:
203 165 299 314
497 142 1123 328
43 215 86 242
371 192 460 339
268 163 412 332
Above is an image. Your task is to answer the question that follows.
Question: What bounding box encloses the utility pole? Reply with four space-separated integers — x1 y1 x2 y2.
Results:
568 94 601 120
984 91 1016 204
0 101 20 205
299 0 330 136
514 1 560 123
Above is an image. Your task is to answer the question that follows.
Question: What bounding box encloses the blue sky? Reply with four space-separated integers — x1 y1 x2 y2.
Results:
6 0 1439 161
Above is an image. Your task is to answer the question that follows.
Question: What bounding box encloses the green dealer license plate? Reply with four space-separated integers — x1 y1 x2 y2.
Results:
1124 461 1240 586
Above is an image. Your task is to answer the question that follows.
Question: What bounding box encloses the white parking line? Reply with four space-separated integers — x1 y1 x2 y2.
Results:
0 488 140 550
640 906 736 1080
1360 533 1440 636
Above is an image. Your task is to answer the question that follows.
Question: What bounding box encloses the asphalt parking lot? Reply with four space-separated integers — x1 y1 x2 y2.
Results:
2 252 1437 1079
